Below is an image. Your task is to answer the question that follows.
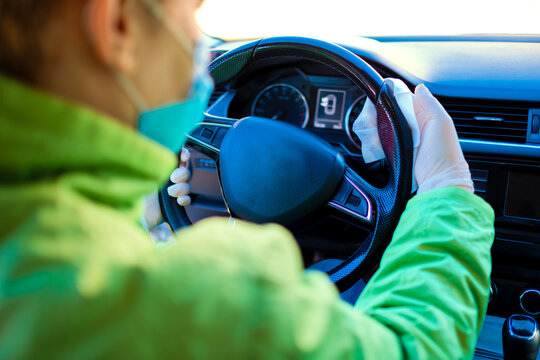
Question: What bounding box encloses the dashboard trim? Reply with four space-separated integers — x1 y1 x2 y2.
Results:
186 135 221 154
460 139 540 159
207 90 236 116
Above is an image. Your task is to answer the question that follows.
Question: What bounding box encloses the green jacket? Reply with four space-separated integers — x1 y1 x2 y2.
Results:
0 75 495 359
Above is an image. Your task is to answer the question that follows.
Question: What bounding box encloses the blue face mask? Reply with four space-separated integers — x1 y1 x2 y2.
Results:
116 0 215 153
137 44 214 153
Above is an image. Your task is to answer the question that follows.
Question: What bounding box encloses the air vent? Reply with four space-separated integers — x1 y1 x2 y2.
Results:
207 88 226 109
206 49 228 109
441 99 530 143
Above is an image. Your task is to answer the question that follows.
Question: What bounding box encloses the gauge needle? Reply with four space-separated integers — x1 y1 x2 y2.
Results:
272 110 285 120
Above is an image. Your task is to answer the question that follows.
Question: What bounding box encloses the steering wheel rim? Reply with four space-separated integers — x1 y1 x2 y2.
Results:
160 37 414 291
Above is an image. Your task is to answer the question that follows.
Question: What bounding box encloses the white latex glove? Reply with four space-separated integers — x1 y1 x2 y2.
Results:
354 78 421 191
167 147 192 206
143 148 192 230
353 80 473 195
413 84 474 194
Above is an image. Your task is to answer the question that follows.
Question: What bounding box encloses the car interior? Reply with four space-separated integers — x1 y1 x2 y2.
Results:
159 33 540 359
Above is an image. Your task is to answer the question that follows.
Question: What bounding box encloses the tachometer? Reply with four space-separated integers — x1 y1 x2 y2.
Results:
251 84 309 128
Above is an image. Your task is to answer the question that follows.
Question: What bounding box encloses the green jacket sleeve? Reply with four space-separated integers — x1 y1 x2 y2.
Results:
355 187 495 359
147 187 494 359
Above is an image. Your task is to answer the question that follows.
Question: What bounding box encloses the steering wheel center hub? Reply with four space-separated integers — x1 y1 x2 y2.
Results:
219 117 345 225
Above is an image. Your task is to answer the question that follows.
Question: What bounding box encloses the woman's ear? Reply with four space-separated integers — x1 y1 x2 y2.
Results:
83 0 137 72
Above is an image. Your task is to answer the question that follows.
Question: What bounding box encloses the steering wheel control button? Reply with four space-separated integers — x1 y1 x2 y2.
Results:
188 122 233 157
347 195 362 207
520 289 540 316
328 174 371 221
345 192 368 217
200 128 215 140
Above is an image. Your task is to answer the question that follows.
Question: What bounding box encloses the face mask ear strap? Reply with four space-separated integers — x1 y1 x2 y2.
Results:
114 72 149 112
137 0 195 56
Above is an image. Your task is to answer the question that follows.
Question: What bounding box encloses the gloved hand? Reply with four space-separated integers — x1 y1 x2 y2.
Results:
353 80 474 195
412 84 474 194
143 147 192 230
167 147 192 207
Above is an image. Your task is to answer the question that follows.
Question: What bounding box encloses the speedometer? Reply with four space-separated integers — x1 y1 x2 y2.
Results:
251 84 309 128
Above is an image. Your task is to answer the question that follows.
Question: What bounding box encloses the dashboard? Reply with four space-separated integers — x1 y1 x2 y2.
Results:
186 35 540 360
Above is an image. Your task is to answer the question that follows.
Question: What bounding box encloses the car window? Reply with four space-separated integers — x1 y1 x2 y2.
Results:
197 0 540 40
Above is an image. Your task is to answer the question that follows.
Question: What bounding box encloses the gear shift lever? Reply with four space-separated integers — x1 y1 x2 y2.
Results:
503 314 539 360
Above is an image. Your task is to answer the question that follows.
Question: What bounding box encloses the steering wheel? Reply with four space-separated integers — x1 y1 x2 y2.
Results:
160 37 413 292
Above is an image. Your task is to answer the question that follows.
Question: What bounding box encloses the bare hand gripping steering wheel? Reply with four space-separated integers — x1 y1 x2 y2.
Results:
160 37 414 292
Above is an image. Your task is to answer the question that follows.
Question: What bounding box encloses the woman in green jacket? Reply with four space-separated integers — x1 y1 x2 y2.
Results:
0 0 494 359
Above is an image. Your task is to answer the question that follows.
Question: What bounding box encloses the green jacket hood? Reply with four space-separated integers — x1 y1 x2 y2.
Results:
0 74 176 214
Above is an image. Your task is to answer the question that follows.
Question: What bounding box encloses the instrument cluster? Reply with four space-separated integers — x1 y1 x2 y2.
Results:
228 68 369 154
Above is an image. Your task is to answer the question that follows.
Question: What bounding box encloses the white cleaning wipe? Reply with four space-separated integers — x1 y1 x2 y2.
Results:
352 99 385 163
353 78 420 192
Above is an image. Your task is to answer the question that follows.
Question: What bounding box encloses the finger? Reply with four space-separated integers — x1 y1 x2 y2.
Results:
167 183 190 198
414 84 444 133
414 84 451 119
177 195 192 207
413 84 431 126
180 147 191 164
414 83 435 100
170 167 191 183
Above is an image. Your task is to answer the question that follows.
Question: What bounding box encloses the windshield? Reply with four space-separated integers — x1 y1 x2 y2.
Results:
197 0 540 40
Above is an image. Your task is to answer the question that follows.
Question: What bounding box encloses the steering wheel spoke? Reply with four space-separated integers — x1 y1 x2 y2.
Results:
327 168 376 232
185 114 237 160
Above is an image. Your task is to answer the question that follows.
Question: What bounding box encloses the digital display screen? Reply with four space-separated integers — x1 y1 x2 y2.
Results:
505 172 540 221
314 89 346 130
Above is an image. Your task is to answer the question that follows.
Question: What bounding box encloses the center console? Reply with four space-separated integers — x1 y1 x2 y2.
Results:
467 156 540 318
468 154 540 360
